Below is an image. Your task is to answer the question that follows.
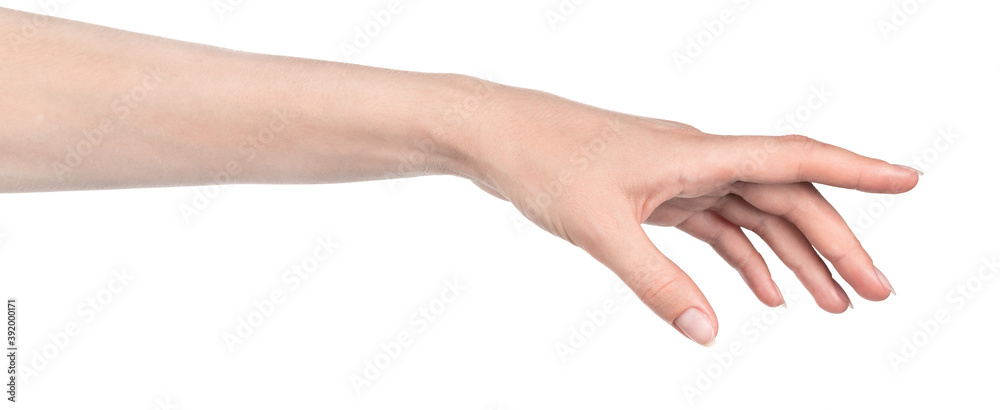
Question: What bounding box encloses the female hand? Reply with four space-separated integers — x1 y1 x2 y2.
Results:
453 80 918 346
0 5 916 346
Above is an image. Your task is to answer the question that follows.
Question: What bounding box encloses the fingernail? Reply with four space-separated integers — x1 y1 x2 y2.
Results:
874 266 895 296
675 307 716 347
774 281 787 308
893 164 925 176
835 284 852 312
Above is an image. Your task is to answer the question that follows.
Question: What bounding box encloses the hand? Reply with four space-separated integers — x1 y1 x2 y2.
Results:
455 80 919 346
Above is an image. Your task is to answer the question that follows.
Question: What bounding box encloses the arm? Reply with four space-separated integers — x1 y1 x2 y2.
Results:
0 7 919 346
0 7 482 191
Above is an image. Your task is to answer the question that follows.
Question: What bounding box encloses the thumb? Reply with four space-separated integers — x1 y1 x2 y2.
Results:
579 219 718 346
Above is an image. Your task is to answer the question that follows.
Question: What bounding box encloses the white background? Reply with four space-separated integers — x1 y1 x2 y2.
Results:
1 0 998 408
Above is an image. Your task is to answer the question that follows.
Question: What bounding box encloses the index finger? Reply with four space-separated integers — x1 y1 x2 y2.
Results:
719 134 921 193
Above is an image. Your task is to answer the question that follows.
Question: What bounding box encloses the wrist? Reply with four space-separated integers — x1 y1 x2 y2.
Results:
414 73 504 182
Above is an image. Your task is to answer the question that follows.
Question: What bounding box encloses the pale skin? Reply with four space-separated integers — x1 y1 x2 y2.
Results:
0 7 918 346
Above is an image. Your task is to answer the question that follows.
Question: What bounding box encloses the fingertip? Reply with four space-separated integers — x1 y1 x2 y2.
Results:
888 164 922 193
816 283 853 313
855 280 893 301
742 263 785 308
849 268 894 301
821 300 851 314
768 282 786 308
752 277 785 308
860 289 892 302
857 162 920 194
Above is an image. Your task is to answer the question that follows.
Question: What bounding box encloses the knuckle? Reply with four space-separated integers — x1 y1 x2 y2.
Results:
787 183 821 213
786 256 813 275
781 133 830 153
636 275 680 309
776 199 802 219
825 249 853 267
747 211 772 233
780 133 814 145
705 226 727 248
733 250 758 273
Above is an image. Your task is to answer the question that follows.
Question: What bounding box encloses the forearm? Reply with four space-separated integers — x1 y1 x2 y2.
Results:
0 7 481 192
